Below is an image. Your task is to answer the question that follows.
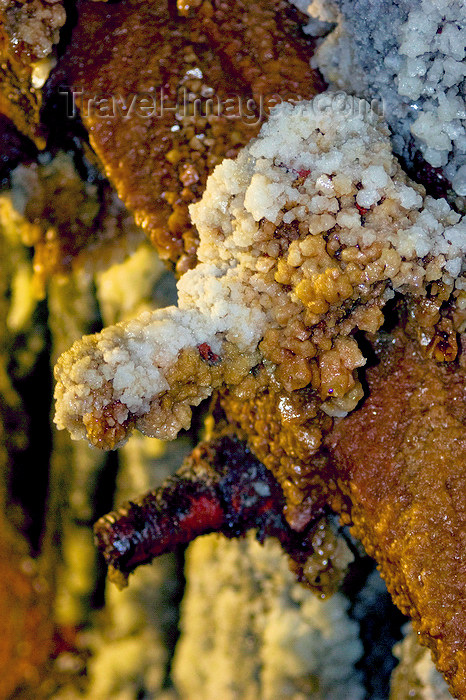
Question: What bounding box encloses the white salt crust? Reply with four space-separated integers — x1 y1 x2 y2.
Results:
305 0 466 197
54 96 466 445
174 533 365 700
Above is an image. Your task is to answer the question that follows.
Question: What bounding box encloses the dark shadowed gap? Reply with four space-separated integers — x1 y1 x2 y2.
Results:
8 299 52 554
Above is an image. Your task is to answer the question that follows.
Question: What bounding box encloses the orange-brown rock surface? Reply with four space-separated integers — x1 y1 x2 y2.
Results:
327 332 466 699
0 521 54 699
52 0 323 271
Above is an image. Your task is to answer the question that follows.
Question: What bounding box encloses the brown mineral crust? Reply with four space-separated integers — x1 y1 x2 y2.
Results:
0 523 54 698
0 24 43 147
52 0 323 271
83 400 136 452
180 0 324 104
219 366 335 532
0 0 66 147
406 289 466 365
50 0 253 271
326 332 466 699
216 327 466 693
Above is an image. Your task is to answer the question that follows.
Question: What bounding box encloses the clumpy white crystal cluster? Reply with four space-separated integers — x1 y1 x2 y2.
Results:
54 95 466 448
303 0 466 196
174 533 365 700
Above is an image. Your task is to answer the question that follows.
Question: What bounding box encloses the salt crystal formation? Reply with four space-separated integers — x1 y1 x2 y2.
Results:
174 532 365 700
54 95 466 449
305 0 466 197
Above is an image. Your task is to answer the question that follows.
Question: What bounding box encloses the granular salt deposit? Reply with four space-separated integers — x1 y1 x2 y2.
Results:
54 95 466 448
303 0 466 199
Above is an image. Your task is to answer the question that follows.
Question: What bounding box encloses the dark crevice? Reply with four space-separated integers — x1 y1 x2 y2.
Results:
345 562 408 700
0 115 38 189
90 450 120 610
7 300 52 554
55 0 79 60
